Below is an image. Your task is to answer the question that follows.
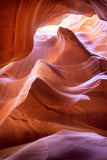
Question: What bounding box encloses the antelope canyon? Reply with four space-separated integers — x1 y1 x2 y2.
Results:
0 0 107 160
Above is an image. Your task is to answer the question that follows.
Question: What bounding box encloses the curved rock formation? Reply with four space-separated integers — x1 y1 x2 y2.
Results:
0 0 107 159
0 0 95 68
1 130 107 160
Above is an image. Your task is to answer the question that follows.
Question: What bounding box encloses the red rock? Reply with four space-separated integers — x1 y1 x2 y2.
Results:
0 0 107 159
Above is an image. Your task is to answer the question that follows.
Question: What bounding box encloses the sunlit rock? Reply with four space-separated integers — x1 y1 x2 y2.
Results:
0 0 107 159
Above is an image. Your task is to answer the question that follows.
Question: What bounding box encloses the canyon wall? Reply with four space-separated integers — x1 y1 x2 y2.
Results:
0 0 107 159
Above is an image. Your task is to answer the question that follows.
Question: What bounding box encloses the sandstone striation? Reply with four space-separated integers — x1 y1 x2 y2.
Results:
0 0 107 159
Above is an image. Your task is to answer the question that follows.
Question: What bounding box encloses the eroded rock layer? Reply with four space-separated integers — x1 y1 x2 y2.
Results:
0 0 107 160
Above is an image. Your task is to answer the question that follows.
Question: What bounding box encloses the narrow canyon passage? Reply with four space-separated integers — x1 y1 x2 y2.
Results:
0 0 107 160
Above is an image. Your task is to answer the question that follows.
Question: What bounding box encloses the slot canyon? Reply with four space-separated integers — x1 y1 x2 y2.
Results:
0 0 107 159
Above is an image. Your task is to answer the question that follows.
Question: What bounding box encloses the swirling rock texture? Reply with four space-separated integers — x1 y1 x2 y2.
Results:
0 0 107 159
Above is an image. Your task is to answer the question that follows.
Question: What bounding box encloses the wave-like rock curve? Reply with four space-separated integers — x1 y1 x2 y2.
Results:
0 0 107 159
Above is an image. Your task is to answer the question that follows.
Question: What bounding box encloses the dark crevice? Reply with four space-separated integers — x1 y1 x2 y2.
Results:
9 115 28 122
